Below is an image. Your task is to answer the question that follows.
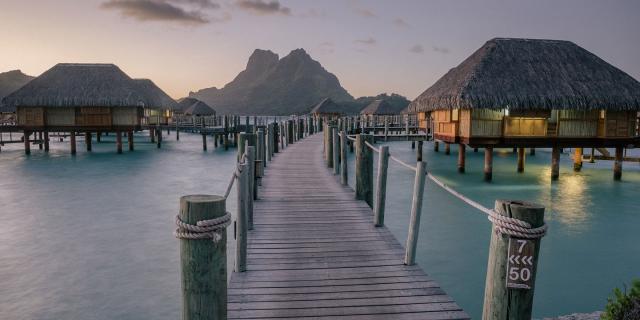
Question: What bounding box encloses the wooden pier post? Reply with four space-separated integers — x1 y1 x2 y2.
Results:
273 122 279 154
434 140 439 152
202 132 207 151
287 120 294 145
156 127 162 149
482 200 545 320
237 133 256 162
24 131 31 155
85 132 92 152
246 146 256 227
235 161 249 273
38 131 43 150
176 120 180 141
484 147 493 182
116 131 122 154
355 134 374 208
517 147 525 173
614 146 623 180
589 148 595 163
257 129 265 168
267 124 273 161
332 127 340 175
573 148 583 172
458 144 466 173
417 141 423 162
44 131 50 152
128 131 134 151
70 131 77 155
551 147 560 180
445 143 450 155
404 161 427 266
325 124 334 168
150 128 155 143
96 132 102 142
373 145 389 227
178 195 227 320
340 129 348 185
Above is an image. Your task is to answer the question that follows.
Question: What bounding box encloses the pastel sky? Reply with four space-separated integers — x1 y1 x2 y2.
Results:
1 0 638 99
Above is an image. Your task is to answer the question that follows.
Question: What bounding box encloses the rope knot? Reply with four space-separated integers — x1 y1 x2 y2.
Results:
487 210 547 239
174 212 232 243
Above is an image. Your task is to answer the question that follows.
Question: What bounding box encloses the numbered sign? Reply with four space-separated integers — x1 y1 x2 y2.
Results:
506 238 535 289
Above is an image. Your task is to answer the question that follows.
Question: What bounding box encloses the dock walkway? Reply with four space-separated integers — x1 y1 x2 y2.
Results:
228 133 468 319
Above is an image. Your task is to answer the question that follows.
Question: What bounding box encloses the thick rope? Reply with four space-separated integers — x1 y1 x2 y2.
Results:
389 154 417 171
364 141 380 153
174 212 232 243
426 172 547 239
346 135 356 141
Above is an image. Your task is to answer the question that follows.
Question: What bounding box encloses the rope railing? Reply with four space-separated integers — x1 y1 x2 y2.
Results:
389 154 417 171
364 141 380 153
346 135 356 141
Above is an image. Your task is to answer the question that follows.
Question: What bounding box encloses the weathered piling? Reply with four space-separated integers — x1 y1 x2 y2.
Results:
373 145 389 227
85 132 92 151
417 141 423 162
287 120 294 145
257 129 265 168
340 129 348 185
128 131 134 151
404 161 427 266
267 125 273 162
237 133 256 162
482 200 545 320
355 134 374 207
458 144 466 173
235 162 249 273
445 143 450 155
246 146 256 228
614 147 623 180
157 127 162 149
115 131 122 154
484 147 493 182
178 195 227 320
273 122 279 153
24 131 31 155
434 140 439 152
332 128 340 175
573 148 583 172
44 131 50 152
551 147 560 180
71 131 77 155
325 124 334 168
517 147 525 172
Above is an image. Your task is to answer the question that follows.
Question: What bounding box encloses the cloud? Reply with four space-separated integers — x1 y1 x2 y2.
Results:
101 0 224 25
393 17 410 27
354 37 376 45
433 46 451 54
236 0 291 15
409 44 424 54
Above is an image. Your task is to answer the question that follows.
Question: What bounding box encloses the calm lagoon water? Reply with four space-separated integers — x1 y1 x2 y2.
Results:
1 131 639 319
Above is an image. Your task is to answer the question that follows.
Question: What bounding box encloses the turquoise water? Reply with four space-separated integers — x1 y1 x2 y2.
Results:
346 141 640 319
1 131 639 319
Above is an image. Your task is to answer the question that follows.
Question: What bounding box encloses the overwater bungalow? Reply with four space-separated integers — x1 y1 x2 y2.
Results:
310 98 345 117
177 97 216 117
136 79 178 125
360 99 405 127
1 63 174 154
407 38 640 181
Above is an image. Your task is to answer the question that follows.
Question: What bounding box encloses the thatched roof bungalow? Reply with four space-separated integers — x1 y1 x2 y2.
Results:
407 38 640 148
310 98 345 116
2 63 172 131
177 97 216 116
135 79 178 125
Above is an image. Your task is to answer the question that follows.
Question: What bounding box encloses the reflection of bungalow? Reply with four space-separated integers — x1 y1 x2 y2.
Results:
407 38 640 181
177 97 216 116
135 79 178 125
2 63 175 154
310 98 345 117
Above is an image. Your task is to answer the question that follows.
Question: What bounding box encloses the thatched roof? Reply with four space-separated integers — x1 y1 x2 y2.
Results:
134 79 178 110
1 63 173 109
408 38 640 112
178 97 216 116
310 98 345 115
360 99 404 115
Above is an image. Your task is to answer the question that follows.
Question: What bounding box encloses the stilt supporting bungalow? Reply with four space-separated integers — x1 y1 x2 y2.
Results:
458 144 466 173
614 147 623 180
70 132 77 155
128 131 134 151
417 141 423 161
551 147 560 180
445 143 450 155
116 131 123 154
517 148 525 173
86 132 92 152
44 131 49 152
574 148 583 172
484 147 493 181
434 140 439 152
24 131 30 155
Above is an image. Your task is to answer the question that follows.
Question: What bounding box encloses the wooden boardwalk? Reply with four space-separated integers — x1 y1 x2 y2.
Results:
228 133 469 320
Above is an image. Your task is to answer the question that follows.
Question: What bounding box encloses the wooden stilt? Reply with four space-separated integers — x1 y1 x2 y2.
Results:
24 131 31 155
85 132 92 152
150 128 155 143
614 147 623 180
70 132 77 155
434 140 439 152
128 131 134 151
445 143 450 155
574 148 583 172
551 146 560 180
202 133 207 151
116 131 123 154
458 144 466 173
417 141 423 162
214 134 219 148
484 147 493 182
38 131 43 150
517 147 525 173
589 148 595 163
97 132 102 142
44 131 50 152
156 127 162 149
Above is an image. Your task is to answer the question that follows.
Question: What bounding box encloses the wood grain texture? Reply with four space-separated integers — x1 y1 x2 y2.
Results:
229 133 468 320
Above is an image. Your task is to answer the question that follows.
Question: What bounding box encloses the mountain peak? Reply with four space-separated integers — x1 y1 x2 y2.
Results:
247 49 279 70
